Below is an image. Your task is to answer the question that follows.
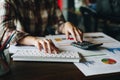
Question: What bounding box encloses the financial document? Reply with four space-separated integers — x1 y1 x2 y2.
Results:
74 32 120 76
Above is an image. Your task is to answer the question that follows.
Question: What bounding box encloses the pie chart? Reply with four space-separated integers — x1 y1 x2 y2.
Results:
101 58 116 64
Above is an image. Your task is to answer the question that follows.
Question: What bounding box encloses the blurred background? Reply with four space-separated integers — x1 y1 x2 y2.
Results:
58 0 120 41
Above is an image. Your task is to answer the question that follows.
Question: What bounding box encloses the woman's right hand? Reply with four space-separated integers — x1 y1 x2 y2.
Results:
33 38 60 54
18 36 59 54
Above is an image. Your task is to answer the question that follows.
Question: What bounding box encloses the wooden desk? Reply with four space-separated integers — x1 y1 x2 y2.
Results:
0 61 120 80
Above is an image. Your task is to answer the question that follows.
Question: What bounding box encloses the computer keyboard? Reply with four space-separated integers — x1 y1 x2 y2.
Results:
11 49 80 63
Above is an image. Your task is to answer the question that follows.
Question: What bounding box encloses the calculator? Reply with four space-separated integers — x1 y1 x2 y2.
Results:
71 41 103 50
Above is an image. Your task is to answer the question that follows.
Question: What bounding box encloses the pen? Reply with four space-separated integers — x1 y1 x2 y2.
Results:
78 52 89 67
84 54 106 57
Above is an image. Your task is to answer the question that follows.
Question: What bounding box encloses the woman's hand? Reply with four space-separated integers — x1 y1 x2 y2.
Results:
33 38 59 54
18 36 59 54
61 22 83 42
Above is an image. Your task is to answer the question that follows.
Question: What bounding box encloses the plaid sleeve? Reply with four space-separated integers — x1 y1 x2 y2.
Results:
0 0 29 45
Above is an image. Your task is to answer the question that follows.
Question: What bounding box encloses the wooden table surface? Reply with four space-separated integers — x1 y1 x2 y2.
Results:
0 61 120 80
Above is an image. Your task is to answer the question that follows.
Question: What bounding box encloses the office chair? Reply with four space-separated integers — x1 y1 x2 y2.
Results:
80 0 120 34
80 6 97 32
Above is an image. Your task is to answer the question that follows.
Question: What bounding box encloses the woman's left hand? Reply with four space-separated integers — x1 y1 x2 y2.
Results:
61 22 83 42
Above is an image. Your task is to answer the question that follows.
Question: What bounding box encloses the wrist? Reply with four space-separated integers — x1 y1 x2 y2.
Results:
58 23 65 34
18 36 37 46
59 22 71 34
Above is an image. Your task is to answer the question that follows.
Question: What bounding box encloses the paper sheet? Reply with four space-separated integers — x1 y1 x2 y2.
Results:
73 32 120 76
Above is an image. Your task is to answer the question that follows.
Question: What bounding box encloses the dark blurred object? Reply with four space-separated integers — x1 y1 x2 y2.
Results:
80 6 97 32
80 0 120 41
0 49 10 76
97 0 120 17
68 0 79 26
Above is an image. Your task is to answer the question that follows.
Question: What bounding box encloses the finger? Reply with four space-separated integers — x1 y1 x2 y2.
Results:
49 39 60 54
45 39 59 54
36 42 43 51
34 40 43 51
51 46 60 54
65 31 69 39
52 49 57 54
44 39 52 53
70 27 77 41
78 30 83 42
74 28 81 41
74 28 83 42
41 40 47 53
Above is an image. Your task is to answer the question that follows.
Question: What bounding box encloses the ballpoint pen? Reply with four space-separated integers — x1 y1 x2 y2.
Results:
78 52 94 67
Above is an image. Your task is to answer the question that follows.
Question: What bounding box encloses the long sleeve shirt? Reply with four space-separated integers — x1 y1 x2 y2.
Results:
0 0 66 44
